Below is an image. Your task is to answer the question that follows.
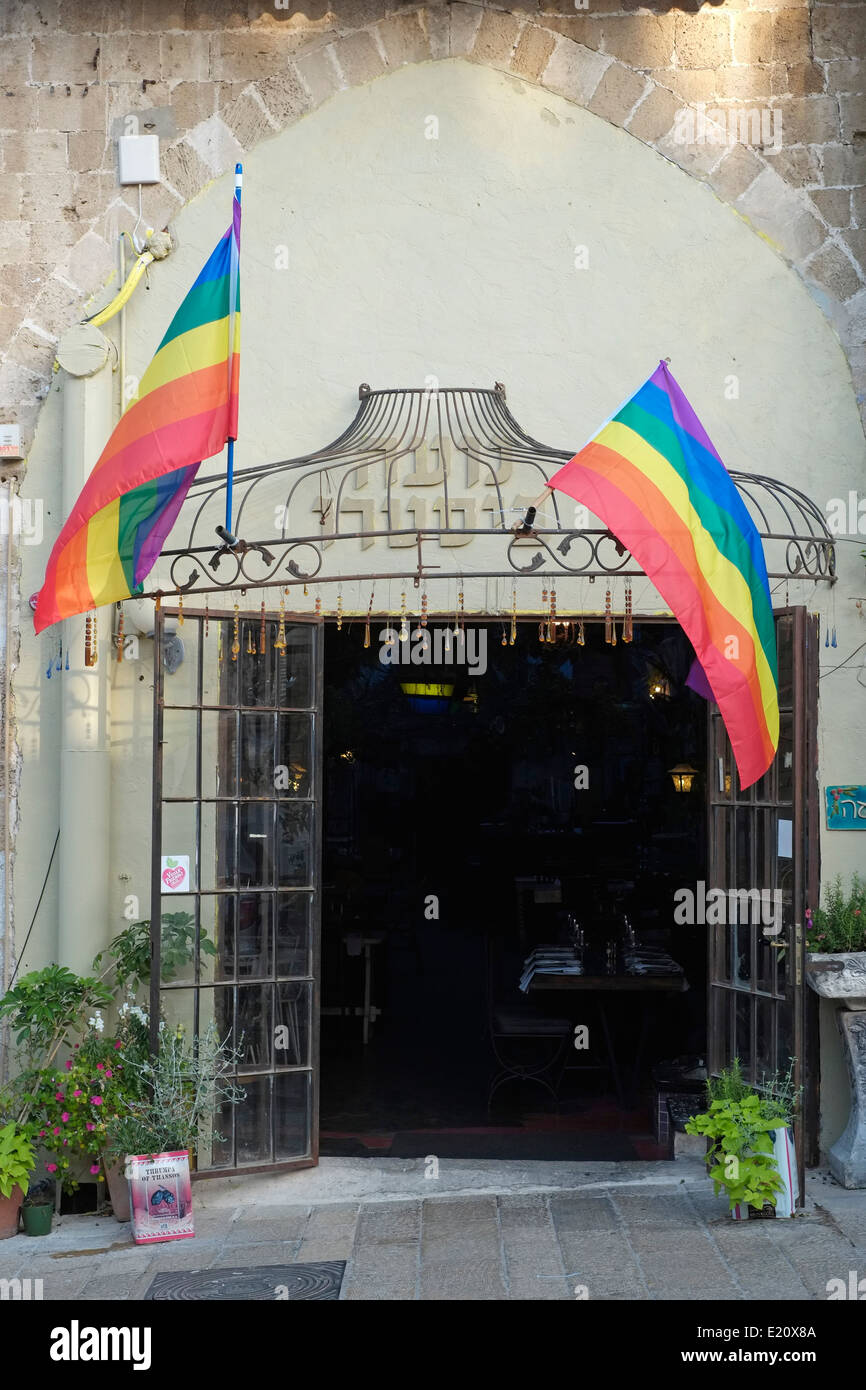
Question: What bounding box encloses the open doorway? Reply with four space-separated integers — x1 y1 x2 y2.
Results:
319 618 708 1159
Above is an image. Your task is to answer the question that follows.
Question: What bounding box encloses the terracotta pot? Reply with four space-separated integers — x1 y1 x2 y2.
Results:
103 1158 131 1223
0 1185 25 1240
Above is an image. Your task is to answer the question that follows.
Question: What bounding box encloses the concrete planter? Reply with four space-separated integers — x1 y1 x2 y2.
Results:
808 951 866 1188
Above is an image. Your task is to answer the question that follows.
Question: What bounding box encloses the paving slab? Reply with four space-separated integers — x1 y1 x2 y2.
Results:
3 1160 865 1301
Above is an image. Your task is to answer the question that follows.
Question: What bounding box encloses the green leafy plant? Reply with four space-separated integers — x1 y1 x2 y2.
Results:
686 1060 798 1213
98 913 216 994
0 1122 36 1200
106 1024 244 1160
685 1096 785 1212
806 875 866 953
0 965 113 1067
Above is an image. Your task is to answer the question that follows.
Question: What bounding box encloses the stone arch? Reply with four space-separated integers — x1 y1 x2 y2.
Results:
4 1 864 445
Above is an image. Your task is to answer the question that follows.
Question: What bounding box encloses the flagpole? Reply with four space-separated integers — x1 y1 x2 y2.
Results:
220 163 242 546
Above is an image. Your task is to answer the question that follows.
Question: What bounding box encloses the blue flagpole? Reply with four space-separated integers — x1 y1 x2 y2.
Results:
221 163 242 544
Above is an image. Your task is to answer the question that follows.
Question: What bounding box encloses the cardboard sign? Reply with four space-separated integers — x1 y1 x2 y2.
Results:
825 786 866 830
128 1151 194 1244
160 855 189 892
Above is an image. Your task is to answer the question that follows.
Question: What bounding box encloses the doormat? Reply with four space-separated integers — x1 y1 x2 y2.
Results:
144 1261 346 1301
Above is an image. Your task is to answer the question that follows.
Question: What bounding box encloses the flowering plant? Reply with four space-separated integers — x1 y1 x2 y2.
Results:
22 1016 150 1191
806 875 866 953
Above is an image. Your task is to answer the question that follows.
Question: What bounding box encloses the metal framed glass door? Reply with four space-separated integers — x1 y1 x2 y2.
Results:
151 608 322 1174
707 607 819 1189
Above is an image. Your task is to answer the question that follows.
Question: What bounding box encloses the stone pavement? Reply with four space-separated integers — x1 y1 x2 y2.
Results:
2 1160 865 1301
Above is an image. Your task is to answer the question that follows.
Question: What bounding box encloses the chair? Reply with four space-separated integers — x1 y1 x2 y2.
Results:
485 936 572 1108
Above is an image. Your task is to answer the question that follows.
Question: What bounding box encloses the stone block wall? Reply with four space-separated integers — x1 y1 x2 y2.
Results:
0 0 864 447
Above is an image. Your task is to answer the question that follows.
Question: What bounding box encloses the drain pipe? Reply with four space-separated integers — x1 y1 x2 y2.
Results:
53 324 114 976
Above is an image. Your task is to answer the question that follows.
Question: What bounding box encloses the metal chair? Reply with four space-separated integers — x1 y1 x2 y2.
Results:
485 936 572 1108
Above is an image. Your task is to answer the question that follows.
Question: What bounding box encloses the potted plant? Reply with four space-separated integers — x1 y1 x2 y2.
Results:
806 875 866 1188
21 1178 55 1237
106 1024 244 1245
0 1121 35 1239
685 1060 799 1218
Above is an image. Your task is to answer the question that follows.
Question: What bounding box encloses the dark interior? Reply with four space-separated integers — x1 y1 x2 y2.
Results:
319 618 707 1160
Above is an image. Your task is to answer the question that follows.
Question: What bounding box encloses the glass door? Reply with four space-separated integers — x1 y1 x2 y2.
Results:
707 607 819 1192
151 608 322 1174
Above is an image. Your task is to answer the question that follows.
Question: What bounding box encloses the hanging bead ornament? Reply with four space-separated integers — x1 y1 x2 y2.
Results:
399 591 409 642
303 583 308 597
65 640 70 671
539 586 548 643
204 598 209 637
177 593 184 626
510 588 517 646
604 587 613 645
420 591 428 628
259 600 267 654
364 592 374 649
231 602 240 662
274 591 287 651
246 617 255 655
547 586 557 644
577 617 585 647
314 595 322 621
457 588 465 636
336 590 344 632
116 606 125 663
623 581 633 644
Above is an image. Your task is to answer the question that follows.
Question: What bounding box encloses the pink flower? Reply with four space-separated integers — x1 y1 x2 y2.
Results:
86 1122 95 1132
46 1163 57 1173
855 909 862 917
52 1127 60 1135
90 1164 101 1175
65 1060 73 1071
62 1139 68 1146
114 1042 122 1050
105 1070 113 1079
73 1090 83 1098
61 1112 69 1122
54 1092 64 1101
96 1063 104 1071
90 1096 103 1106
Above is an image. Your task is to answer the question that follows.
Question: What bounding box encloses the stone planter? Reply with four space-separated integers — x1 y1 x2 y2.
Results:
808 951 866 1188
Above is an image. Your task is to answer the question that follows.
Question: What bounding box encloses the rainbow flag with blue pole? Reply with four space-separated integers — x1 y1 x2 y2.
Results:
549 361 779 789
35 164 242 633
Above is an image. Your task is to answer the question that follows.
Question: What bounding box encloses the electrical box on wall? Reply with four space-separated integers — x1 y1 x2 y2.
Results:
0 425 23 460
117 134 160 186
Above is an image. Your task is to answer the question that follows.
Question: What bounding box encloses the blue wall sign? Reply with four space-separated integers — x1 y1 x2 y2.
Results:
825 786 866 829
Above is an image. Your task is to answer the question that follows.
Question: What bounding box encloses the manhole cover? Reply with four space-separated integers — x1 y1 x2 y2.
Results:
144 1262 345 1300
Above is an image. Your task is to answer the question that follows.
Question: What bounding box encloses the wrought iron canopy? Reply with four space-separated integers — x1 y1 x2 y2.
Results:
145 384 836 599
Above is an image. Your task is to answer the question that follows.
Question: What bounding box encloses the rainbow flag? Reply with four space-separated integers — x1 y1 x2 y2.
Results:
34 168 242 634
549 361 778 789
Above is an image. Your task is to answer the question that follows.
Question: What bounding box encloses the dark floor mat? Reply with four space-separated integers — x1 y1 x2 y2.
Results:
144 1262 346 1301
384 1131 638 1160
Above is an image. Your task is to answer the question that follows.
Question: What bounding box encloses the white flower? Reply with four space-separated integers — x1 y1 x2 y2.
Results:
88 1013 105 1033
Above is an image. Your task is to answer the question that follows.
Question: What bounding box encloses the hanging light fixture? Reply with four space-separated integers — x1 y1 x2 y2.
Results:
668 763 699 793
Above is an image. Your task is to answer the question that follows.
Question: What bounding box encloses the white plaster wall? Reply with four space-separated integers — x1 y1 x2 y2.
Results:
15 59 866 1151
